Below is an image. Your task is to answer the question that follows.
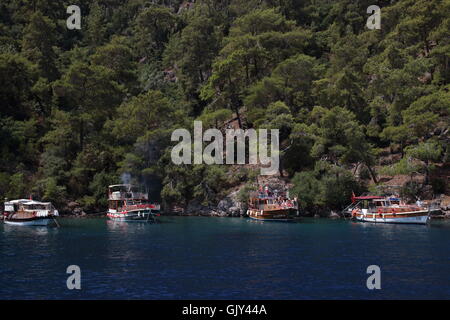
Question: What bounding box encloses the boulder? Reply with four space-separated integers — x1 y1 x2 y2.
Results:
217 197 234 213
67 201 80 209
185 200 212 216
420 185 434 200
216 190 243 216
73 207 82 215
329 211 341 219
228 206 241 217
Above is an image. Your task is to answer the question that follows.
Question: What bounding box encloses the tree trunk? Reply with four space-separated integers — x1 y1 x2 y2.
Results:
234 105 242 129
79 119 84 151
366 164 378 184
279 155 284 177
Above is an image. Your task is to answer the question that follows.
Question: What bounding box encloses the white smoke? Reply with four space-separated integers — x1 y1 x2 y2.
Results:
121 172 131 185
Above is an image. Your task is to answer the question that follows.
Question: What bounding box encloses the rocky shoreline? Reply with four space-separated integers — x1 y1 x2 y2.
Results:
60 177 450 219
60 201 450 219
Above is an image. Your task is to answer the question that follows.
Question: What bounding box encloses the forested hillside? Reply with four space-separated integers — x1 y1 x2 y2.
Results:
0 0 448 214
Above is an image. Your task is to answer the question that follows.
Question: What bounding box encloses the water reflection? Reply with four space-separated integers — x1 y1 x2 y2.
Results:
244 218 300 225
2 224 54 236
104 219 161 272
357 221 430 240
106 219 151 232
2 217 450 299
428 219 450 230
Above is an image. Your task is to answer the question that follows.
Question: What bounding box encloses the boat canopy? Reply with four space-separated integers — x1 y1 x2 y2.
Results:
4 199 54 210
5 199 31 204
353 196 385 200
108 184 132 189
22 201 52 205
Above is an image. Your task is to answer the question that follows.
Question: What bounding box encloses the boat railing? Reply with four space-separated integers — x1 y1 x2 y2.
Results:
109 191 149 200
342 201 361 215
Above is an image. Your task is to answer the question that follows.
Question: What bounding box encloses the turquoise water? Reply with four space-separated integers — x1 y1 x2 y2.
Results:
1 217 450 299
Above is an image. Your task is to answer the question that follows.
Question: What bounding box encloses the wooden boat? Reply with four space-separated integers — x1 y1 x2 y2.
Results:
247 186 299 221
2 199 59 226
107 184 160 222
347 195 430 224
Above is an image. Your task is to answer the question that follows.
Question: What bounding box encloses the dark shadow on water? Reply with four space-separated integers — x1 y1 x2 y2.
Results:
428 219 450 229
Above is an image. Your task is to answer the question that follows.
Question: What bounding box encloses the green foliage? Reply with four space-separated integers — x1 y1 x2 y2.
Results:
134 5 180 58
400 180 422 202
291 163 363 211
237 183 255 207
402 86 450 139
90 36 138 89
0 0 448 213
0 53 36 119
431 178 447 195
201 8 312 124
405 141 443 184
42 177 67 207
291 170 321 210
6 173 27 200
406 141 443 164
85 1 108 47
307 106 378 182
379 158 421 176
163 6 222 107
21 12 58 80
107 90 175 144
198 108 233 129
246 54 321 124
89 170 118 208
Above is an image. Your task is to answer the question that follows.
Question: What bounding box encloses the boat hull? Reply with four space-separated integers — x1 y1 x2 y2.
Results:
247 209 296 222
3 217 55 226
355 211 430 224
248 216 294 222
107 209 156 222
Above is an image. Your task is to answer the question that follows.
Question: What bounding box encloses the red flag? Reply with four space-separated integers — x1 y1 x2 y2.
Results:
351 191 356 203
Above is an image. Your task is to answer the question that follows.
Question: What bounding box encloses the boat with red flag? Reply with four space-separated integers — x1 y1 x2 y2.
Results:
345 193 430 224
107 184 160 221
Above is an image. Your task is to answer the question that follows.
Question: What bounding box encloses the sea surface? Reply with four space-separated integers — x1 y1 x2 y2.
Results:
1 216 450 299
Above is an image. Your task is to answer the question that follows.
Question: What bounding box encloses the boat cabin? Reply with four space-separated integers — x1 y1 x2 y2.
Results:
4 199 55 213
108 184 148 201
250 197 296 209
351 196 420 214
3 199 58 221
108 184 153 211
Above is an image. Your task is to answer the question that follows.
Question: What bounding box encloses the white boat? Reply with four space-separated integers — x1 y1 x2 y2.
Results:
107 184 160 222
2 199 59 226
347 195 430 225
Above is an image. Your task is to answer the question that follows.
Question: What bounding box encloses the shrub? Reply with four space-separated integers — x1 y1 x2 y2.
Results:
291 164 364 211
237 184 255 207
42 177 67 207
400 181 421 202
431 178 446 195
